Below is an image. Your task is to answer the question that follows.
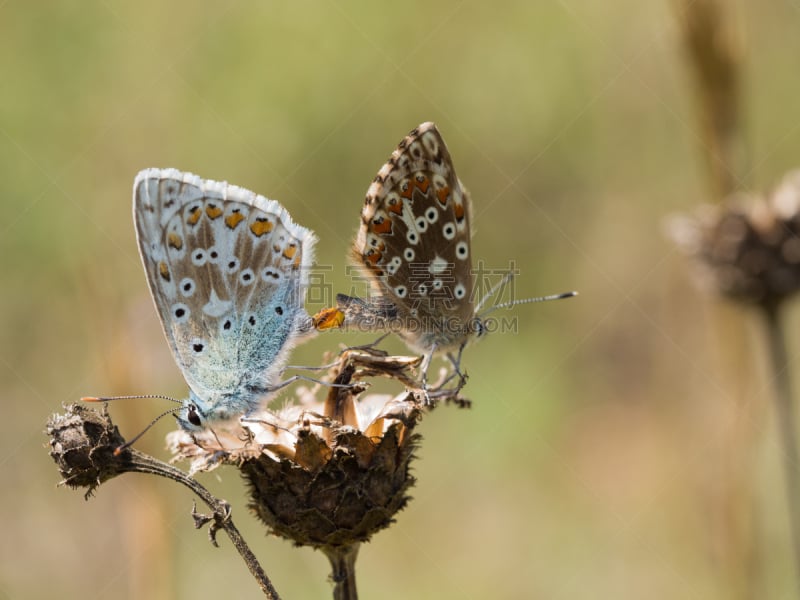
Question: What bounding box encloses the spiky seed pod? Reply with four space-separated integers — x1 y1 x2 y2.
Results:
46 403 131 497
168 351 424 552
242 413 419 549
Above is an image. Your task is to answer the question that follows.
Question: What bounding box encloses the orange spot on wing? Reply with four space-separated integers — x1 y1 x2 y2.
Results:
399 180 415 199
415 176 430 193
312 307 345 330
282 244 297 259
386 201 403 215
250 218 273 237
371 216 392 235
454 202 465 221
167 232 183 250
187 206 202 225
158 262 170 281
437 186 450 206
225 212 245 229
206 204 223 219
365 249 382 265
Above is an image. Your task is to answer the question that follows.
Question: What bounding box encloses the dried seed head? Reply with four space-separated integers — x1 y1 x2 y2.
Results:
46 403 132 497
668 170 800 307
168 351 425 551
242 404 419 549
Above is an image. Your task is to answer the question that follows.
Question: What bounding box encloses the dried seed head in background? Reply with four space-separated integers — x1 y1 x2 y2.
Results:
168 350 427 551
669 170 800 307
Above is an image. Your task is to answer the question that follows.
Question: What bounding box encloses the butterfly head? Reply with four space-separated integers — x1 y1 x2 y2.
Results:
177 389 245 431
468 316 488 340
174 392 206 431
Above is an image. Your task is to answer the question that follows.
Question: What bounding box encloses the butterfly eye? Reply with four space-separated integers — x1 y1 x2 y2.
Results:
455 242 469 260
442 223 456 241
187 405 202 427
275 306 284 316
471 318 486 338
454 284 466 299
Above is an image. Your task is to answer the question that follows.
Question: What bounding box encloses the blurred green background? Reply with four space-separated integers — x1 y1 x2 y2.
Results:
3 1 800 598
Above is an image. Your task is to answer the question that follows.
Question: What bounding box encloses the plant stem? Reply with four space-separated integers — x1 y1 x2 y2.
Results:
126 450 281 599
675 0 745 202
762 303 800 584
324 544 360 600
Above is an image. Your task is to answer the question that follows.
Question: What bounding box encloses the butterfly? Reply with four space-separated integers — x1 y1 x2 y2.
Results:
313 122 575 388
129 168 316 430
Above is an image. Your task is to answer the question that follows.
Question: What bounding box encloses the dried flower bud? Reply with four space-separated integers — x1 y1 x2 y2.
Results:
668 170 800 307
46 403 131 497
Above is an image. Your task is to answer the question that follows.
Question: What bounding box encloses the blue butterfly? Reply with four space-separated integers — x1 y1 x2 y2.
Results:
133 168 316 430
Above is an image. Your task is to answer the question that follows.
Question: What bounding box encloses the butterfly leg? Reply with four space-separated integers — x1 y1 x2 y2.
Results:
430 345 468 394
342 332 391 354
207 426 228 450
449 343 468 387
281 360 340 373
283 334 392 377
267 374 355 394
419 345 437 388
413 344 441 406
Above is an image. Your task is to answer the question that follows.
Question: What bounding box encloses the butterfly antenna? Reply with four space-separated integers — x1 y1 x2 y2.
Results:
82 394 182 405
479 291 577 319
111 406 187 455
474 271 515 313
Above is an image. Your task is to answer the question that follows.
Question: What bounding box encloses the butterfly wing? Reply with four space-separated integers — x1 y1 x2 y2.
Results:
352 122 475 352
134 168 316 418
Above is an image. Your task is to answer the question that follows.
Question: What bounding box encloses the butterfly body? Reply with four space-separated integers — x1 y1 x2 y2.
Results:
313 123 575 393
134 168 316 429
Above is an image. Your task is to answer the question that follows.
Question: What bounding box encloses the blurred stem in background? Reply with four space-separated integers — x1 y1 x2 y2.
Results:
675 0 800 595
763 302 800 584
675 0 746 201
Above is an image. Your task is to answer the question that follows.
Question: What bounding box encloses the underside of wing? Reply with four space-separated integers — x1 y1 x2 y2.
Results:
133 168 316 398
352 123 475 333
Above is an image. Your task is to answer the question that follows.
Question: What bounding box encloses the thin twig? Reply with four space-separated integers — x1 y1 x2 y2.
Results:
126 449 281 600
762 303 800 586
